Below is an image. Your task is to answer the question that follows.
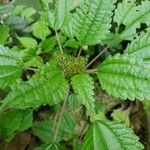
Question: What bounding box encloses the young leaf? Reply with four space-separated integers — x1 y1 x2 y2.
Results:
0 45 23 89
1 62 69 109
73 0 116 45
0 109 33 141
18 37 37 49
33 19 50 41
114 0 150 39
97 54 150 100
71 73 95 115
125 31 150 63
83 120 144 150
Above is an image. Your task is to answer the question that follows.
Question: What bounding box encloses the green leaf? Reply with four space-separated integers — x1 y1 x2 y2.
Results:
97 54 150 100
18 37 37 49
0 109 33 141
64 39 79 48
11 5 26 16
83 120 144 150
54 0 69 29
0 3 13 16
112 108 130 127
0 25 9 44
73 0 116 45
1 62 69 109
33 143 62 150
32 120 53 143
40 36 57 52
32 112 76 143
114 0 150 39
33 19 50 41
39 0 52 7
125 31 150 64
49 0 70 30
19 110 33 132
71 74 95 116
0 45 23 89
21 7 36 20
62 13 74 38
7 16 27 30
61 112 76 131
69 0 84 10
68 94 81 110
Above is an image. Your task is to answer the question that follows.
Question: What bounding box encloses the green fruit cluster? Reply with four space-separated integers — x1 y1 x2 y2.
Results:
55 53 88 76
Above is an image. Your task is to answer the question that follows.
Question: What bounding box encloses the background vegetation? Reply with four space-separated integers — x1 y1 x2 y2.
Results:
0 0 150 149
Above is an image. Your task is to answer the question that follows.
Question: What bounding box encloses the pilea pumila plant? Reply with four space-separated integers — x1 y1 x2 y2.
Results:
0 0 150 149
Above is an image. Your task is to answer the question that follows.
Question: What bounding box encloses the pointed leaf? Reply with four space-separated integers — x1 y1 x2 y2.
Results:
83 120 144 150
1 62 69 109
71 73 95 114
97 54 150 100
73 0 116 45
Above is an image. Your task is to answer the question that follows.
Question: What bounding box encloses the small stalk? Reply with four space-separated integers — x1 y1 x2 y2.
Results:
86 69 97 74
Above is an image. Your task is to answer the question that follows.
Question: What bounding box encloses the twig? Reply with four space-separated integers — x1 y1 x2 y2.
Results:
85 42 114 69
77 47 83 58
53 88 70 142
55 30 64 54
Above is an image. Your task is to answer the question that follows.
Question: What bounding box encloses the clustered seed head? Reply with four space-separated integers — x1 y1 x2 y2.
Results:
55 53 88 76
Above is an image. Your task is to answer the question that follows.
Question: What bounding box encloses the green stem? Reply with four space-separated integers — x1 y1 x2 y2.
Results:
55 30 64 54
53 88 70 142
77 47 83 58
